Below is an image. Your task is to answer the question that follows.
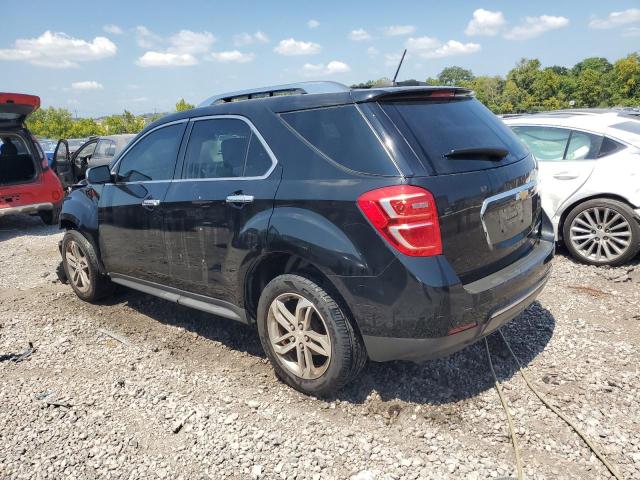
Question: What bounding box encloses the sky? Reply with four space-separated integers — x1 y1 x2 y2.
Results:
2 0 640 117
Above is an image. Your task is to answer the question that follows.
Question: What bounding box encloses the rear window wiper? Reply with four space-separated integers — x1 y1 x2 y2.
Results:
444 147 508 160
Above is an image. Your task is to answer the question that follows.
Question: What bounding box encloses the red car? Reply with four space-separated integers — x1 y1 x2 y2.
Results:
0 93 64 225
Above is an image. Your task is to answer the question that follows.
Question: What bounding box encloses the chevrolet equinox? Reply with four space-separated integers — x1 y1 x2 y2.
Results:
59 82 554 396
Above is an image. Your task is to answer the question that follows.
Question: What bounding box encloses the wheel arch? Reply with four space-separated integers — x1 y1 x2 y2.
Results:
244 251 363 339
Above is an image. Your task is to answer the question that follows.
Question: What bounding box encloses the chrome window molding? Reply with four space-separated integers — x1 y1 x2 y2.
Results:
108 115 278 184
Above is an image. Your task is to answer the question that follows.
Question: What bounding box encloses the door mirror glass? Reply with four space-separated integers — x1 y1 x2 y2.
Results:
86 165 112 184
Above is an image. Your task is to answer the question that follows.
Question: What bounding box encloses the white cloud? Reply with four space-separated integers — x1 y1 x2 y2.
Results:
274 38 321 55
383 25 416 36
136 51 197 67
406 36 440 50
0 31 117 68
465 9 506 36
421 40 481 59
589 9 640 29
71 80 104 90
103 24 123 35
348 29 371 41
404 36 480 59
233 31 269 46
168 30 215 55
134 25 162 48
136 29 215 67
209 50 255 63
367 46 379 57
307 19 320 29
504 15 569 40
384 52 409 67
302 60 350 76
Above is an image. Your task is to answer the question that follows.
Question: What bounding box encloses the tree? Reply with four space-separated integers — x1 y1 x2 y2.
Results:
102 111 145 134
175 98 195 112
437 66 475 86
609 53 640 106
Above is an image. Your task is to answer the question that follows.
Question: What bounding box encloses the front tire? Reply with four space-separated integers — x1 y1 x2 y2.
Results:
563 198 640 266
257 274 366 396
61 230 114 302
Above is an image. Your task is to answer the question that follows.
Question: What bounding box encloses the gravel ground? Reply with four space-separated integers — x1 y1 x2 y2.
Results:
1 214 639 480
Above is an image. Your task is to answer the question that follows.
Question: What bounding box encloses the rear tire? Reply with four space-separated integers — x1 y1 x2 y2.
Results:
257 274 366 397
61 230 114 302
563 198 640 266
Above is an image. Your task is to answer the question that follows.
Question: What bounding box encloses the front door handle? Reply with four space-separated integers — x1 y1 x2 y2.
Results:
225 194 254 205
142 199 161 207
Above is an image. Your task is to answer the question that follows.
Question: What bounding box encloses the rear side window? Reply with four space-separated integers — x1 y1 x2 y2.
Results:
381 98 529 174
183 118 273 179
281 105 397 175
117 123 184 182
512 126 603 161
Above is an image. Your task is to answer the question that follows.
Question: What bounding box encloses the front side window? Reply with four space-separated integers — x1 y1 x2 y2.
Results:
117 123 185 182
182 118 273 179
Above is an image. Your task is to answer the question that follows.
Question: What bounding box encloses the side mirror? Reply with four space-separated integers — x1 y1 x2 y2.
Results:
86 165 112 184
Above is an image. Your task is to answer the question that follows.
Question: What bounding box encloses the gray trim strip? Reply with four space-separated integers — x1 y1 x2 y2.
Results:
109 273 246 323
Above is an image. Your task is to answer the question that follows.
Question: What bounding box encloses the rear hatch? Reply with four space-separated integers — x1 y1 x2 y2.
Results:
0 93 41 188
0 93 40 127
373 90 541 282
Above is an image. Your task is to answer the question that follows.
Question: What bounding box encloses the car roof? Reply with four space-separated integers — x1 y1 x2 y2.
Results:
503 110 640 147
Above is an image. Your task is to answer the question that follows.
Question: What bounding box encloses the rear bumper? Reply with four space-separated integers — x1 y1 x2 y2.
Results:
333 213 555 363
0 202 54 217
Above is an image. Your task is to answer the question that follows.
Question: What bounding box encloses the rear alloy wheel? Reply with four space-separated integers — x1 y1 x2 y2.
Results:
61 230 115 302
257 274 367 396
563 199 640 266
267 293 332 380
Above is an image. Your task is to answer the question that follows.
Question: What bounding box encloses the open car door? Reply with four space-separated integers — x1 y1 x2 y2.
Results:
53 139 75 188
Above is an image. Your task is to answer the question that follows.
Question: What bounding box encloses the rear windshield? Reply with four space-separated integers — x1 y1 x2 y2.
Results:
281 105 398 175
380 98 529 174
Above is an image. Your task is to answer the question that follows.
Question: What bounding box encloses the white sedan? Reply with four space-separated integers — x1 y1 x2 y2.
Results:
504 110 640 266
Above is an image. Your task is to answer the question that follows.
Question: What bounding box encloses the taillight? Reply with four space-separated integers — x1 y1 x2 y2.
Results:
357 185 442 256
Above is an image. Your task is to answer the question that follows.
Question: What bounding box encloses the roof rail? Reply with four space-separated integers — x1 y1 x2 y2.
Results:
198 81 350 107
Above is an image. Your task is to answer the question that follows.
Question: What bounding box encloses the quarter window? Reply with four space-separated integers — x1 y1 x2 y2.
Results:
117 123 184 182
182 118 273 179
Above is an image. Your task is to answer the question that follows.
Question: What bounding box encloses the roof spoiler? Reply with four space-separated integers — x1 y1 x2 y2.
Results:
355 87 474 103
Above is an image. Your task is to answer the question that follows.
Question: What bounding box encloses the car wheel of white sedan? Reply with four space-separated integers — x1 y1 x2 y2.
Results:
563 199 640 266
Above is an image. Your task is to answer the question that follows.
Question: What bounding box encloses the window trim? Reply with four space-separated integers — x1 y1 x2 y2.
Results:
177 114 278 182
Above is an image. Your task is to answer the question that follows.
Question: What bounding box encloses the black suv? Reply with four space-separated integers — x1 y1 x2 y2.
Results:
59 82 554 396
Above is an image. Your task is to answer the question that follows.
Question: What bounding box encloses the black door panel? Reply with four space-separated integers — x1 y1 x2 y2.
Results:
163 171 281 303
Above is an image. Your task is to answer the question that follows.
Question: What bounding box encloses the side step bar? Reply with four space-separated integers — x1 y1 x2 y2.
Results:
109 273 248 324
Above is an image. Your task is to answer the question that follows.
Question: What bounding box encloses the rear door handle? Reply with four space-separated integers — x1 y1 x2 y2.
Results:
225 194 254 205
142 199 161 207
553 173 579 180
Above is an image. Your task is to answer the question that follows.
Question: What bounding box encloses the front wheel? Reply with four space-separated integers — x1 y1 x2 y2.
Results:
563 199 640 266
61 230 115 302
39 206 60 226
257 274 366 397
